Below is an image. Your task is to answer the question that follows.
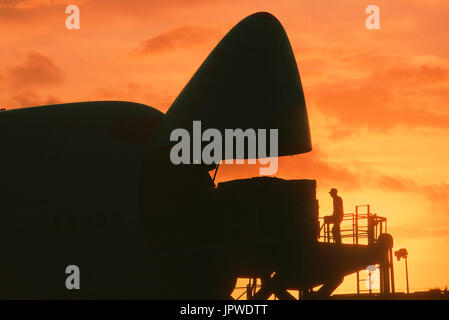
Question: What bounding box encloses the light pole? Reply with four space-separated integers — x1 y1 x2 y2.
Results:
394 248 409 294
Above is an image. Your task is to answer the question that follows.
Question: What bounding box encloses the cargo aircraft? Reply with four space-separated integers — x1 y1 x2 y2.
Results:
0 12 393 299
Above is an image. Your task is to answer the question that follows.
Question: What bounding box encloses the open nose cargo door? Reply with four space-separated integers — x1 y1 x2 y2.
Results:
152 12 312 163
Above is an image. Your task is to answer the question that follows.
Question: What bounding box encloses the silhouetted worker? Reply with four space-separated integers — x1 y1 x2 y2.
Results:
325 188 344 244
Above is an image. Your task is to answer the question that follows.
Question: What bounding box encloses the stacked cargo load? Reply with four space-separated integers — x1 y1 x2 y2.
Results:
215 177 318 245
209 177 319 277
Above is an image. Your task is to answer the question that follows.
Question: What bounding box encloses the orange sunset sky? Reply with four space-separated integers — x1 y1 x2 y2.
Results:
1 0 449 294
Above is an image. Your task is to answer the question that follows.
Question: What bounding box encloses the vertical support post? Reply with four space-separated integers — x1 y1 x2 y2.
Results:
379 263 385 294
368 269 372 294
246 278 258 299
352 212 356 244
380 248 391 294
355 206 359 245
368 215 374 245
356 271 360 294
389 248 395 293
325 223 327 242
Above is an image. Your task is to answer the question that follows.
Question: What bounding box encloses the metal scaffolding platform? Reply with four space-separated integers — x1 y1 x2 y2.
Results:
319 204 391 294
234 204 400 299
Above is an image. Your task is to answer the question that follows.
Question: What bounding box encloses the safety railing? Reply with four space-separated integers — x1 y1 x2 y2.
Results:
319 204 387 246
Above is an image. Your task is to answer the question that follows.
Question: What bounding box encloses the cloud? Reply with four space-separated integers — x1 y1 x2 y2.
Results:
0 0 81 9
218 148 449 203
217 148 362 190
354 169 449 211
277 149 362 190
369 63 449 89
11 88 40 107
388 226 433 240
374 174 411 192
418 183 449 217
92 82 172 112
9 52 64 88
131 25 221 56
2 52 64 108
218 146 449 219
367 174 449 220
421 183 449 203
389 225 449 240
307 59 449 133
45 95 60 104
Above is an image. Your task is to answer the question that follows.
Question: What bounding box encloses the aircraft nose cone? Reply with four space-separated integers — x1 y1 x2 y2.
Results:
248 11 279 21
162 11 312 159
